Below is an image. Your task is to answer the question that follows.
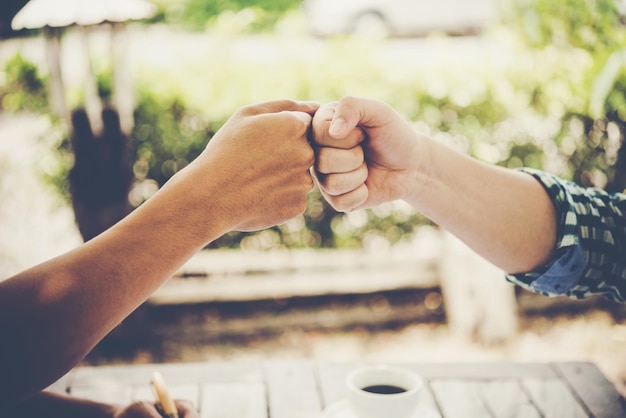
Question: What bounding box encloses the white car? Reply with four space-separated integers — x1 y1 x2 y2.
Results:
301 0 498 37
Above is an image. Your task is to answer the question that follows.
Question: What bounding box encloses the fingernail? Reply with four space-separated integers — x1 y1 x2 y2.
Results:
329 117 347 136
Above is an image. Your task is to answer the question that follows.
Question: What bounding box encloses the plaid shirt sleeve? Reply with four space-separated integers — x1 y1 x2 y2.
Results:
506 168 626 303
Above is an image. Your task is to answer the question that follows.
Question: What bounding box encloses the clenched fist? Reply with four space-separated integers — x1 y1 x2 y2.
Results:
174 99 320 235
311 96 422 212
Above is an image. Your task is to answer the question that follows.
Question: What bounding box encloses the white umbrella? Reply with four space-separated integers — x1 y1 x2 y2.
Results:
11 0 156 134
11 0 156 30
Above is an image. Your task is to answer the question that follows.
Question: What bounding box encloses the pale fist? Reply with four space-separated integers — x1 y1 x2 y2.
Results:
311 96 423 212
312 101 369 211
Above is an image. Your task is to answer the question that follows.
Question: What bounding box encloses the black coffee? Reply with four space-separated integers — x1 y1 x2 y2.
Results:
361 384 407 394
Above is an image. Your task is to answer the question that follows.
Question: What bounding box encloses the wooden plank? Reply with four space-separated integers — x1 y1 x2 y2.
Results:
316 361 556 398
430 380 491 418
174 248 437 276
71 361 263 387
150 263 438 305
403 362 556 380
44 370 74 394
551 362 626 418
63 361 622 418
69 361 264 414
69 384 133 404
150 248 439 305
200 381 266 418
478 381 541 418
315 362 355 407
522 377 588 418
133 382 200 409
264 360 322 418
167 361 264 383
318 362 556 418
414 383 443 418
71 363 165 387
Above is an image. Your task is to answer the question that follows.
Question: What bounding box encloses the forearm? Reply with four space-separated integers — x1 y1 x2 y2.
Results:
0 99 316 405
7 391 115 418
408 137 558 274
0 162 229 405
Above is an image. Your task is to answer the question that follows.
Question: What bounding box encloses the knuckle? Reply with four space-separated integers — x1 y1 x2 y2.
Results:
277 98 298 109
340 95 358 107
357 162 369 181
316 149 331 172
297 140 315 166
312 112 330 130
329 196 351 212
325 173 343 194
279 112 308 136
352 144 365 160
335 195 356 212
306 174 315 190
237 103 258 116
297 118 312 138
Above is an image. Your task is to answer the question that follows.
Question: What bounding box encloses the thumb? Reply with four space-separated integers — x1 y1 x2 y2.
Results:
329 115 350 138
329 96 392 138
328 96 369 139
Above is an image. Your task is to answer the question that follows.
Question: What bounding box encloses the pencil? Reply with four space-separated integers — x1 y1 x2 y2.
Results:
150 371 180 418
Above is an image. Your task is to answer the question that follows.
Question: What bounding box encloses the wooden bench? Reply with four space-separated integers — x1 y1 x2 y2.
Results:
148 228 520 343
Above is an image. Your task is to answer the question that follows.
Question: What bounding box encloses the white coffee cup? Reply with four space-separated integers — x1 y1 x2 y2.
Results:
345 365 422 418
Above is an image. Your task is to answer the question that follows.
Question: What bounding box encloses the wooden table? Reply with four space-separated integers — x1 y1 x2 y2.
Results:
49 361 626 418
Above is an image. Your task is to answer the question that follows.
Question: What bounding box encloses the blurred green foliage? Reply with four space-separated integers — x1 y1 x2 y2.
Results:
512 0 625 51
0 53 48 113
131 92 216 190
3 0 626 249
152 0 302 32
508 0 626 190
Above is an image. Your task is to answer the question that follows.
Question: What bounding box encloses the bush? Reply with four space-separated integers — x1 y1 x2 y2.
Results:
154 0 302 32
8 0 626 249
0 53 48 113
131 91 215 191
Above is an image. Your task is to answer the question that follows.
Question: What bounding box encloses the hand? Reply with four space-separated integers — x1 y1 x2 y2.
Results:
186 99 319 232
112 400 199 418
311 96 424 212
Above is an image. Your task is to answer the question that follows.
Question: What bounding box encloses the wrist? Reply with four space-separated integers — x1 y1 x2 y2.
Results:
153 160 235 246
402 133 436 208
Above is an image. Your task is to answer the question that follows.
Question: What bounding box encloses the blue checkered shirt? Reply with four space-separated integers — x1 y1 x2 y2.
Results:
506 168 626 303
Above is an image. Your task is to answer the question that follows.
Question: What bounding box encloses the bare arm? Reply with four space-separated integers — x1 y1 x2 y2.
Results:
312 96 557 274
409 138 557 273
0 100 318 406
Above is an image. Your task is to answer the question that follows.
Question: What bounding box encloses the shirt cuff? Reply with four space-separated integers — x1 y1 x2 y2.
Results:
506 242 586 297
505 168 586 297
